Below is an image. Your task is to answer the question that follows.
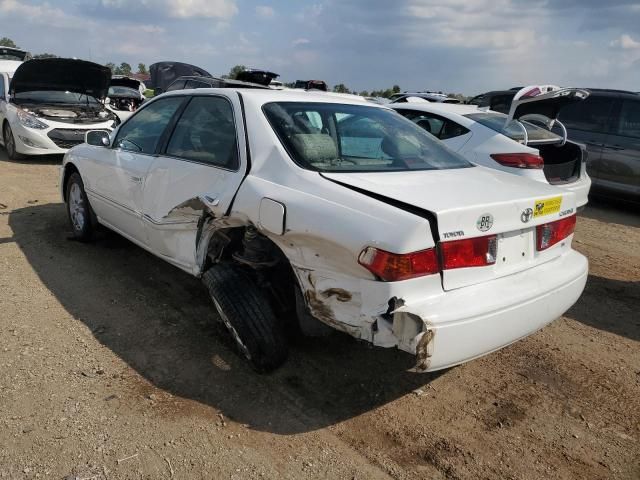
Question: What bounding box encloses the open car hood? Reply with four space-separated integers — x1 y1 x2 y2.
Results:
110 77 141 90
150 61 211 92
10 58 111 98
235 69 279 86
506 85 589 126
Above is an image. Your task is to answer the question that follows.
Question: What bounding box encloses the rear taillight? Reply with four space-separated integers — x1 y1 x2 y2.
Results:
536 215 576 251
490 153 543 169
359 235 499 281
358 247 439 281
440 235 497 270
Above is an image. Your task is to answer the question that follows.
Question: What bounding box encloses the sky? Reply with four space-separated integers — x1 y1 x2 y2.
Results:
1 0 639 95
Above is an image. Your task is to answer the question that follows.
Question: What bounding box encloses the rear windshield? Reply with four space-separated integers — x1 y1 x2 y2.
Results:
465 112 562 143
263 102 473 172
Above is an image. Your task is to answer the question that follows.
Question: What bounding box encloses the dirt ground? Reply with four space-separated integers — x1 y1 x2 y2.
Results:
0 151 638 480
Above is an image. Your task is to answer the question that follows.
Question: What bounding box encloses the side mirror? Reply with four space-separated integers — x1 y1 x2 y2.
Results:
104 97 111 105
85 130 110 147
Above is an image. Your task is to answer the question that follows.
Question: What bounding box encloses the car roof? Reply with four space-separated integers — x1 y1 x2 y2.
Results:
585 88 640 100
391 101 481 116
160 88 385 107
173 75 267 89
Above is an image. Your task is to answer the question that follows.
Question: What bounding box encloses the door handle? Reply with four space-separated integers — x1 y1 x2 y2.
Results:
585 141 604 147
603 144 624 151
199 195 220 208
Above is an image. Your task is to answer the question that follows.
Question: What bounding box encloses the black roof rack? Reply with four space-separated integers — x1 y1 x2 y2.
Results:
585 88 638 95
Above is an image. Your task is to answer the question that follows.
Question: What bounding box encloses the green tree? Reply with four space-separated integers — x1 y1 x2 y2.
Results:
33 53 58 59
333 83 350 94
359 90 370 97
105 62 117 74
392 85 401 94
137 63 148 75
0 37 18 48
223 65 246 79
118 62 132 76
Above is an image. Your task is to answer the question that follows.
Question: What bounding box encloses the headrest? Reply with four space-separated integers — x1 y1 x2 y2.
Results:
291 134 338 163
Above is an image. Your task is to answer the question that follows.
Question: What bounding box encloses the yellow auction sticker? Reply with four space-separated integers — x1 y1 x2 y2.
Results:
533 196 562 217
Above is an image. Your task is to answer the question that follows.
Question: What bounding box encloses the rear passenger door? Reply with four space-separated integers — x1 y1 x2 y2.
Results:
558 95 616 181
141 93 247 271
598 98 640 195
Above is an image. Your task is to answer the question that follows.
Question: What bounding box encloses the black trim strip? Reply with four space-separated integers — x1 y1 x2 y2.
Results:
320 174 441 242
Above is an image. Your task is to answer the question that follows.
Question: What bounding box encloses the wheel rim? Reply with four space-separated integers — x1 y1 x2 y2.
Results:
68 183 86 232
4 126 15 156
212 297 252 360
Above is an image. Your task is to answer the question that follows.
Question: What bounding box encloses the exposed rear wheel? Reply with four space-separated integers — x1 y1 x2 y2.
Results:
202 264 289 373
66 172 97 242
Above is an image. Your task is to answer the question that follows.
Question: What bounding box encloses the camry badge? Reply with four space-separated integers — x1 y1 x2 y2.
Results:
477 213 494 232
521 208 534 223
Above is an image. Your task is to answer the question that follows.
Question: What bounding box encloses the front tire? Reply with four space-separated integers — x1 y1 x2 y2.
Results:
202 264 289 373
3 123 22 160
66 172 97 242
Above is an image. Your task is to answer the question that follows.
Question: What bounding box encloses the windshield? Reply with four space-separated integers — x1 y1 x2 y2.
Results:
13 90 100 105
108 86 139 97
465 111 562 143
0 48 30 61
263 102 473 172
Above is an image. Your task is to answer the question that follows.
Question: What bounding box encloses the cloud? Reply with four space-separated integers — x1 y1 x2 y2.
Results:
255 5 275 18
97 0 238 20
171 0 237 19
292 38 311 47
0 0 81 28
610 34 640 49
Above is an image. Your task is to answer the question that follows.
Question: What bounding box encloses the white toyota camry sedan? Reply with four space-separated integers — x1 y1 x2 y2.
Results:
391 86 592 208
60 89 588 373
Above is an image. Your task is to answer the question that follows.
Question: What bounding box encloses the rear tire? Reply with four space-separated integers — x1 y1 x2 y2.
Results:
66 172 97 242
202 264 289 373
3 123 22 160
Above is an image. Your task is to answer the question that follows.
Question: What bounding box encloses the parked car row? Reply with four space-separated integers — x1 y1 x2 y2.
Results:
2 55 631 374
469 87 640 202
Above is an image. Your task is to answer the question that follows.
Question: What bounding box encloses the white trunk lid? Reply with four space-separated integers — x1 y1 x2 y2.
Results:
323 166 577 290
506 85 590 128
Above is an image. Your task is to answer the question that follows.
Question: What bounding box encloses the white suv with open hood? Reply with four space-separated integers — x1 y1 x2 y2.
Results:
60 89 588 373
0 58 117 159
392 86 592 208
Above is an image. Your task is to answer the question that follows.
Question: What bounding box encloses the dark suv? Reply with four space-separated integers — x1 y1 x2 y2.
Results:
467 88 521 113
558 89 640 202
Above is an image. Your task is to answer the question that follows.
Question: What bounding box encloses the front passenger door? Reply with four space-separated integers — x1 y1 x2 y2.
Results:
86 96 185 245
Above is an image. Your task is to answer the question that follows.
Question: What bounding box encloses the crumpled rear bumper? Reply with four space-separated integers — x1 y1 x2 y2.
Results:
389 250 588 371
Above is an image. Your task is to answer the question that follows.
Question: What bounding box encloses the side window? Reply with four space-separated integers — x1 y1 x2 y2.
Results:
489 95 514 114
615 100 640 139
440 120 470 140
115 97 184 154
0 75 5 99
166 80 186 92
185 80 211 89
559 96 614 133
166 96 239 169
395 110 468 140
